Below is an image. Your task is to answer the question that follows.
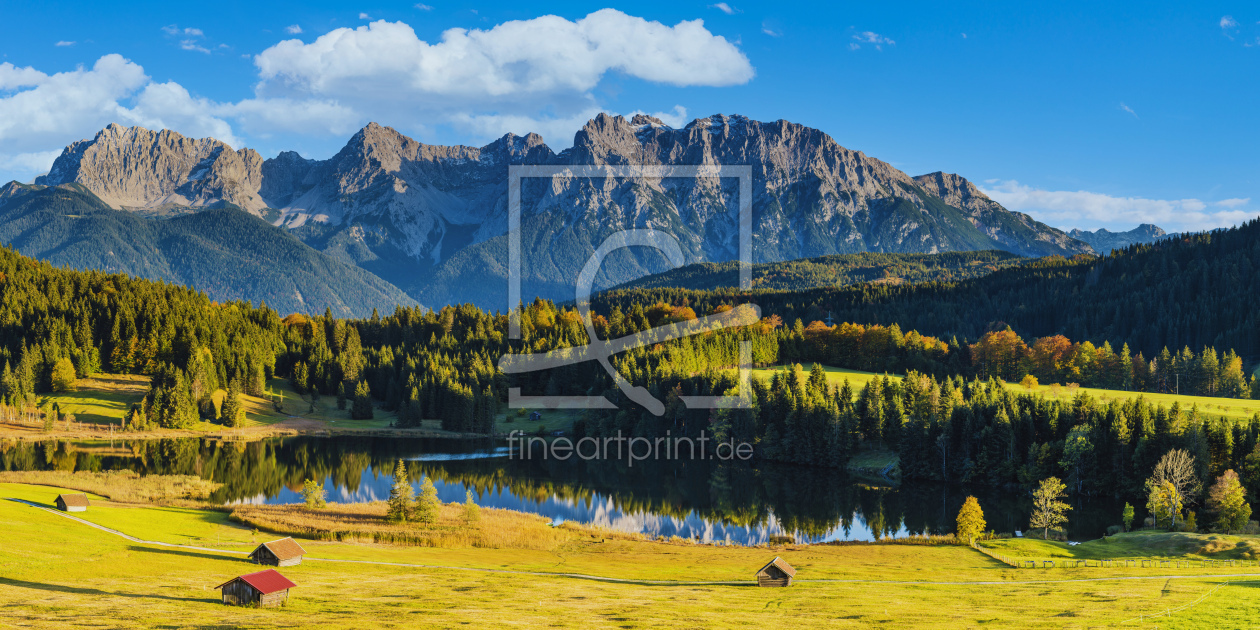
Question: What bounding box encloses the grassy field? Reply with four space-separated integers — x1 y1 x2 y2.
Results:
751 363 1260 422
2 479 1260 628
983 530 1260 562
36 374 149 426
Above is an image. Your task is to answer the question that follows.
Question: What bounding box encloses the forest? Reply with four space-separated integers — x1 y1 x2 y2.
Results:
0 218 1259 516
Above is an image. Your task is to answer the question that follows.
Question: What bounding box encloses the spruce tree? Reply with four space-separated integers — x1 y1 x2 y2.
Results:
221 379 244 427
415 477 441 524
386 460 414 523
352 380 373 419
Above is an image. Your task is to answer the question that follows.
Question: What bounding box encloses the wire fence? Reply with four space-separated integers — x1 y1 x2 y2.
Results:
975 544 1260 570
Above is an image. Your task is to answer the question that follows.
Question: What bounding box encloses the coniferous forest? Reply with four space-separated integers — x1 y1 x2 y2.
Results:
1 219 1260 514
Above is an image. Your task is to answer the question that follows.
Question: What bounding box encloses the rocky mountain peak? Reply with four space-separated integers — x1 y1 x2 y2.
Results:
36 124 266 213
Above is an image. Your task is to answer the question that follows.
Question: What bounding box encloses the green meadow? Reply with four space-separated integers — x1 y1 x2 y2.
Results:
2 479 1259 628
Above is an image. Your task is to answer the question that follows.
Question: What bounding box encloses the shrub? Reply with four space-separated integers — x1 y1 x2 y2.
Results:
1106 525 1122 536
462 489 481 525
302 478 327 509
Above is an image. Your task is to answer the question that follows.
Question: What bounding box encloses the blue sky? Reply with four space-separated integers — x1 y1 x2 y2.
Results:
1 1 1257 232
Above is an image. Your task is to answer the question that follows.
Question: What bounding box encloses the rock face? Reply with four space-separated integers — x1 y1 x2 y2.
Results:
1069 224 1168 251
30 115 1094 308
36 124 268 213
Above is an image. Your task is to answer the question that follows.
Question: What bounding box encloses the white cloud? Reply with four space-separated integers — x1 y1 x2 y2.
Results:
359 12 371 19
415 3 433 9
1119 102 1138 118
285 24 303 34
851 31 895 50
180 40 211 54
761 22 781 37
0 10 753 182
55 41 75 47
253 11 752 144
979 179 1256 232
709 3 738 14
1221 15 1238 29
0 54 356 183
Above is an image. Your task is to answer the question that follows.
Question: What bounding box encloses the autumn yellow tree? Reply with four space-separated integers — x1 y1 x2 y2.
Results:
956 496 986 545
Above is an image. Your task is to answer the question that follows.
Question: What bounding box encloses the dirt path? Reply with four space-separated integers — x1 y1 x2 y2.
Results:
9 498 1260 588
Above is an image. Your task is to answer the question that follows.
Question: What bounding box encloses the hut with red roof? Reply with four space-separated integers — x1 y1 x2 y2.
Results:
215 569 297 607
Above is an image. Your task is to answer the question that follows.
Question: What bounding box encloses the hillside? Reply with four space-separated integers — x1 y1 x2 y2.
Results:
0 182 417 317
593 219 1260 363
612 250 1026 292
29 116 1093 309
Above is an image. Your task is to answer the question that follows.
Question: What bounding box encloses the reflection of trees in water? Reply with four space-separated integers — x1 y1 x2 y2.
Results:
0 438 1122 538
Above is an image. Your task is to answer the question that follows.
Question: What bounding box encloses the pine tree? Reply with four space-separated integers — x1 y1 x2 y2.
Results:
386 460 414 523
221 379 244 427
336 381 347 410
415 477 441 524
351 380 373 419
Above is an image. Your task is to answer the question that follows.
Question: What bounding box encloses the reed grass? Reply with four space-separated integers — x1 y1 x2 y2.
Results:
229 501 580 549
0 470 221 503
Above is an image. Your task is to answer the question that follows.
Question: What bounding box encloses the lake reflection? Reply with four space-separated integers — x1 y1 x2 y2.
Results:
0 437 1123 544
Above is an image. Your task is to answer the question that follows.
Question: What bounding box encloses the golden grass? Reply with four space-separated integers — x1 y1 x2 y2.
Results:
0 470 221 503
229 501 585 549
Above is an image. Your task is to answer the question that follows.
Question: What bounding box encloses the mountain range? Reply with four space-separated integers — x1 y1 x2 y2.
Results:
1068 224 1168 251
17 114 1104 313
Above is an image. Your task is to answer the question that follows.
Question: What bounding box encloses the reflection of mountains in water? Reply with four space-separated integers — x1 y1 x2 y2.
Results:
0 437 1121 541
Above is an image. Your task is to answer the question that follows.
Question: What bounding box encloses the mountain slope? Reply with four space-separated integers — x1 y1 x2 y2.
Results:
611 250 1027 292
32 115 1095 309
593 219 1260 363
0 182 417 316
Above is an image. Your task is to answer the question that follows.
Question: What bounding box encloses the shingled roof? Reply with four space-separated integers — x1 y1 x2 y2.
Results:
257 537 307 561
756 556 797 578
216 569 297 595
56 494 90 508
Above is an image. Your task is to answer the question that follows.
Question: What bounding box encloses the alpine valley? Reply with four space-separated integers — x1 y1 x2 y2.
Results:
10 114 1101 314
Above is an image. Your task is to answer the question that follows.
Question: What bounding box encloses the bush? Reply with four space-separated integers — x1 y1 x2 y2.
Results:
1106 525 1123 536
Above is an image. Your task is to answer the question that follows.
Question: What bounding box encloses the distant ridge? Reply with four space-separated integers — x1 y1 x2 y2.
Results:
1068 224 1168 251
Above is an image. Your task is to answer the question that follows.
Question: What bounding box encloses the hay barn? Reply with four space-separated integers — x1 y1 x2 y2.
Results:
55 494 89 512
756 557 797 587
216 569 296 607
248 537 307 567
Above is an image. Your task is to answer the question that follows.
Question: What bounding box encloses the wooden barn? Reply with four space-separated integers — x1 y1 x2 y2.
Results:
216 569 296 607
248 537 307 567
755 557 797 587
54 494 89 512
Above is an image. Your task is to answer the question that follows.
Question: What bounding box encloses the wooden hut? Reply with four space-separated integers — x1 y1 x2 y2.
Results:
248 537 307 567
54 494 89 512
755 557 796 587
216 569 296 607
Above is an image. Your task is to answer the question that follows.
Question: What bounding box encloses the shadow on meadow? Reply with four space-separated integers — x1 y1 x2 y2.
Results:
0 576 219 604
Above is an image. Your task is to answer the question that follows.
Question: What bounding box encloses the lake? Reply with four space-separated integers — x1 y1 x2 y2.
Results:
0 436 1125 544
